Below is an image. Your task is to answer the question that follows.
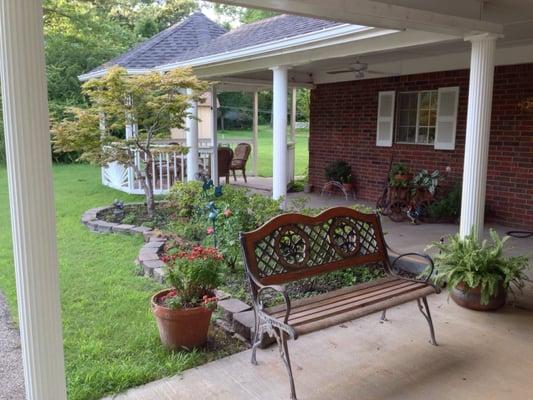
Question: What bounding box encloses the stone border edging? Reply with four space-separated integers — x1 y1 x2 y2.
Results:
81 205 262 346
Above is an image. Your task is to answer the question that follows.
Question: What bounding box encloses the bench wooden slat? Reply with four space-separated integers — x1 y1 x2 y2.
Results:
290 285 436 336
285 282 429 327
273 280 423 322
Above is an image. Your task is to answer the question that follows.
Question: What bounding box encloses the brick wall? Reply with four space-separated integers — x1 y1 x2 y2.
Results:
309 63 533 227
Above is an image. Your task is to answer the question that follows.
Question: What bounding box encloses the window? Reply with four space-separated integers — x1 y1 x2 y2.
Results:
395 90 438 145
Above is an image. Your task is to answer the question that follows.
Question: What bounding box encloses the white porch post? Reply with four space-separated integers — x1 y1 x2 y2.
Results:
186 93 199 181
271 66 289 201
0 2 67 400
252 91 259 176
459 34 498 240
211 85 219 185
290 87 297 142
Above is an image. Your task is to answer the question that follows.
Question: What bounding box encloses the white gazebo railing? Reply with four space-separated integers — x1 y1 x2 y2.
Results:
101 139 255 195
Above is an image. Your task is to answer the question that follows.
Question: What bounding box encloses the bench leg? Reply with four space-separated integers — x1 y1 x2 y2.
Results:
379 309 388 323
417 297 437 346
251 311 260 365
277 331 297 400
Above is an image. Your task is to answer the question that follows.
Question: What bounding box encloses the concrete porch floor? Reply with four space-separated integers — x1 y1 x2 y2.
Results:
107 283 533 400
108 177 533 400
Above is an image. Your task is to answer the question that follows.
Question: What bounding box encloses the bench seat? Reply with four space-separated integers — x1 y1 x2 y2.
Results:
266 276 437 336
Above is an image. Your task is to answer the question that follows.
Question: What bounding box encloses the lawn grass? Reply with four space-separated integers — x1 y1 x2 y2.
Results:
0 164 242 400
218 125 309 177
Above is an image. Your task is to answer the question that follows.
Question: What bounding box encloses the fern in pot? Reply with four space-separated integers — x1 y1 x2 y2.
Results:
428 230 529 311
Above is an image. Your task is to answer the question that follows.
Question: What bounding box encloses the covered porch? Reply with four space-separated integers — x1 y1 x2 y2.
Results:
1 1 533 400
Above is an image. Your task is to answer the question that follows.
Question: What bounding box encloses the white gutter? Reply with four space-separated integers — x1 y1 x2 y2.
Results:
156 24 375 72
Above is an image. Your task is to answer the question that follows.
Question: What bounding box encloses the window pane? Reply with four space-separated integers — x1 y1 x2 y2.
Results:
419 109 429 126
418 127 428 144
406 127 416 142
420 92 430 108
399 110 410 125
430 91 438 108
397 127 408 142
428 127 436 144
409 110 417 125
429 110 437 126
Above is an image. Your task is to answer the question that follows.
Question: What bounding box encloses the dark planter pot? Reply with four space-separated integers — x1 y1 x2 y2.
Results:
450 280 507 311
342 183 353 192
151 289 213 350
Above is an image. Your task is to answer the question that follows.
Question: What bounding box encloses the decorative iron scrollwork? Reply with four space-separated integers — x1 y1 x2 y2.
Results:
274 225 310 269
328 217 361 257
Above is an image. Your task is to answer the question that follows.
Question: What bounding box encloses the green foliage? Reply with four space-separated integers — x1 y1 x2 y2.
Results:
411 169 440 194
428 182 462 220
427 230 529 305
163 246 225 306
325 160 352 184
0 164 246 400
166 182 282 270
388 163 410 188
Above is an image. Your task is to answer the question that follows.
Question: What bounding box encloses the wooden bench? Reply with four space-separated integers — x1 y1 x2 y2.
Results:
239 207 440 400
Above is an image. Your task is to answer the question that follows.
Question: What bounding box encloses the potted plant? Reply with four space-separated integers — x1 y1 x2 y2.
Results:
427 230 529 311
388 163 410 200
325 160 353 191
152 246 224 349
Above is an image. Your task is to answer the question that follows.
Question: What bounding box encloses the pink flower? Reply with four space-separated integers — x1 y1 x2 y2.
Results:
206 227 214 235
223 209 232 217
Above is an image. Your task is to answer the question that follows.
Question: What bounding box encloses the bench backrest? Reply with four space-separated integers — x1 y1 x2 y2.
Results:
240 207 390 286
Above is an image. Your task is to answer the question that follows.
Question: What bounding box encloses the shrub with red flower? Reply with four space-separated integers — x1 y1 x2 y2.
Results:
161 246 224 309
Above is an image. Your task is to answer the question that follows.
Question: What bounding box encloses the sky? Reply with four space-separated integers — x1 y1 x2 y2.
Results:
198 1 243 29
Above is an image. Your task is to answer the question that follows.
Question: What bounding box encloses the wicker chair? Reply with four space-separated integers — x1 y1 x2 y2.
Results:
217 146 234 184
230 143 252 182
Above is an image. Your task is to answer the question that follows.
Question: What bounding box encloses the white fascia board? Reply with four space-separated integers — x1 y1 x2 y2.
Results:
156 24 377 72
78 68 150 82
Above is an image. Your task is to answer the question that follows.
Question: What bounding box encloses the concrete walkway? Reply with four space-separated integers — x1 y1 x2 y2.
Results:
107 283 533 400
0 293 25 400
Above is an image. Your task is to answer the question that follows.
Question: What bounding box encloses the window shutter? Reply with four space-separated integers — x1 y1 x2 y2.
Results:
376 91 395 147
434 87 459 150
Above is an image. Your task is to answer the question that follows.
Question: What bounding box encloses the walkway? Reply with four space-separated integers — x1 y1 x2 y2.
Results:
107 282 533 400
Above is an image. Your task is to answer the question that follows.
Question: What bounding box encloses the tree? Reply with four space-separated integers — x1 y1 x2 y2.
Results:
52 66 208 216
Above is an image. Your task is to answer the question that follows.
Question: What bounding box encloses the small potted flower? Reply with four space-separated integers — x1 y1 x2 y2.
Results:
325 160 353 192
388 163 411 200
151 246 224 349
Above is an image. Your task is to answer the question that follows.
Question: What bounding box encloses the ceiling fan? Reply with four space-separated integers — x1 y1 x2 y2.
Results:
327 61 396 78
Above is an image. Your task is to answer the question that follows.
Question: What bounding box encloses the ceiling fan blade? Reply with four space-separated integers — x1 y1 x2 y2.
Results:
327 69 355 74
367 69 399 76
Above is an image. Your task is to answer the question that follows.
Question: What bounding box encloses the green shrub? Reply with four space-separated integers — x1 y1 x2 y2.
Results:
428 182 461 220
325 160 352 184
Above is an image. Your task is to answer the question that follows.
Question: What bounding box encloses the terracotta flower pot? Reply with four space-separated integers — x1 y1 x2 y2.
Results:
450 280 507 311
151 289 214 350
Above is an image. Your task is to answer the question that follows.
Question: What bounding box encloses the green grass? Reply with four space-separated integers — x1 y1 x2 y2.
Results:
218 125 309 177
0 164 242 400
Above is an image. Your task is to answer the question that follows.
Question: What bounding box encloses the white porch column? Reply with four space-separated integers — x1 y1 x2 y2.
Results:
252 91 259 176
186 92 199 181
271 66 289 201
459 34 498 240
290 87 297 142
0 2 67 400
211 85 219 185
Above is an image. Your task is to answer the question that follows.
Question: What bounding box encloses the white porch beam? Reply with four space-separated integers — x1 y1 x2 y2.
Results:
211 86 219 185
459 34 498 240
218 76 315 90
186 94 199 182
0 1 67 399
208 0 503 37
271 66 289 202
252 91 259 177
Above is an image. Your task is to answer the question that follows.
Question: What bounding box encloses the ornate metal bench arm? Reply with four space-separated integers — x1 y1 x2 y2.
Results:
390 252 436 283
257 285 292 324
